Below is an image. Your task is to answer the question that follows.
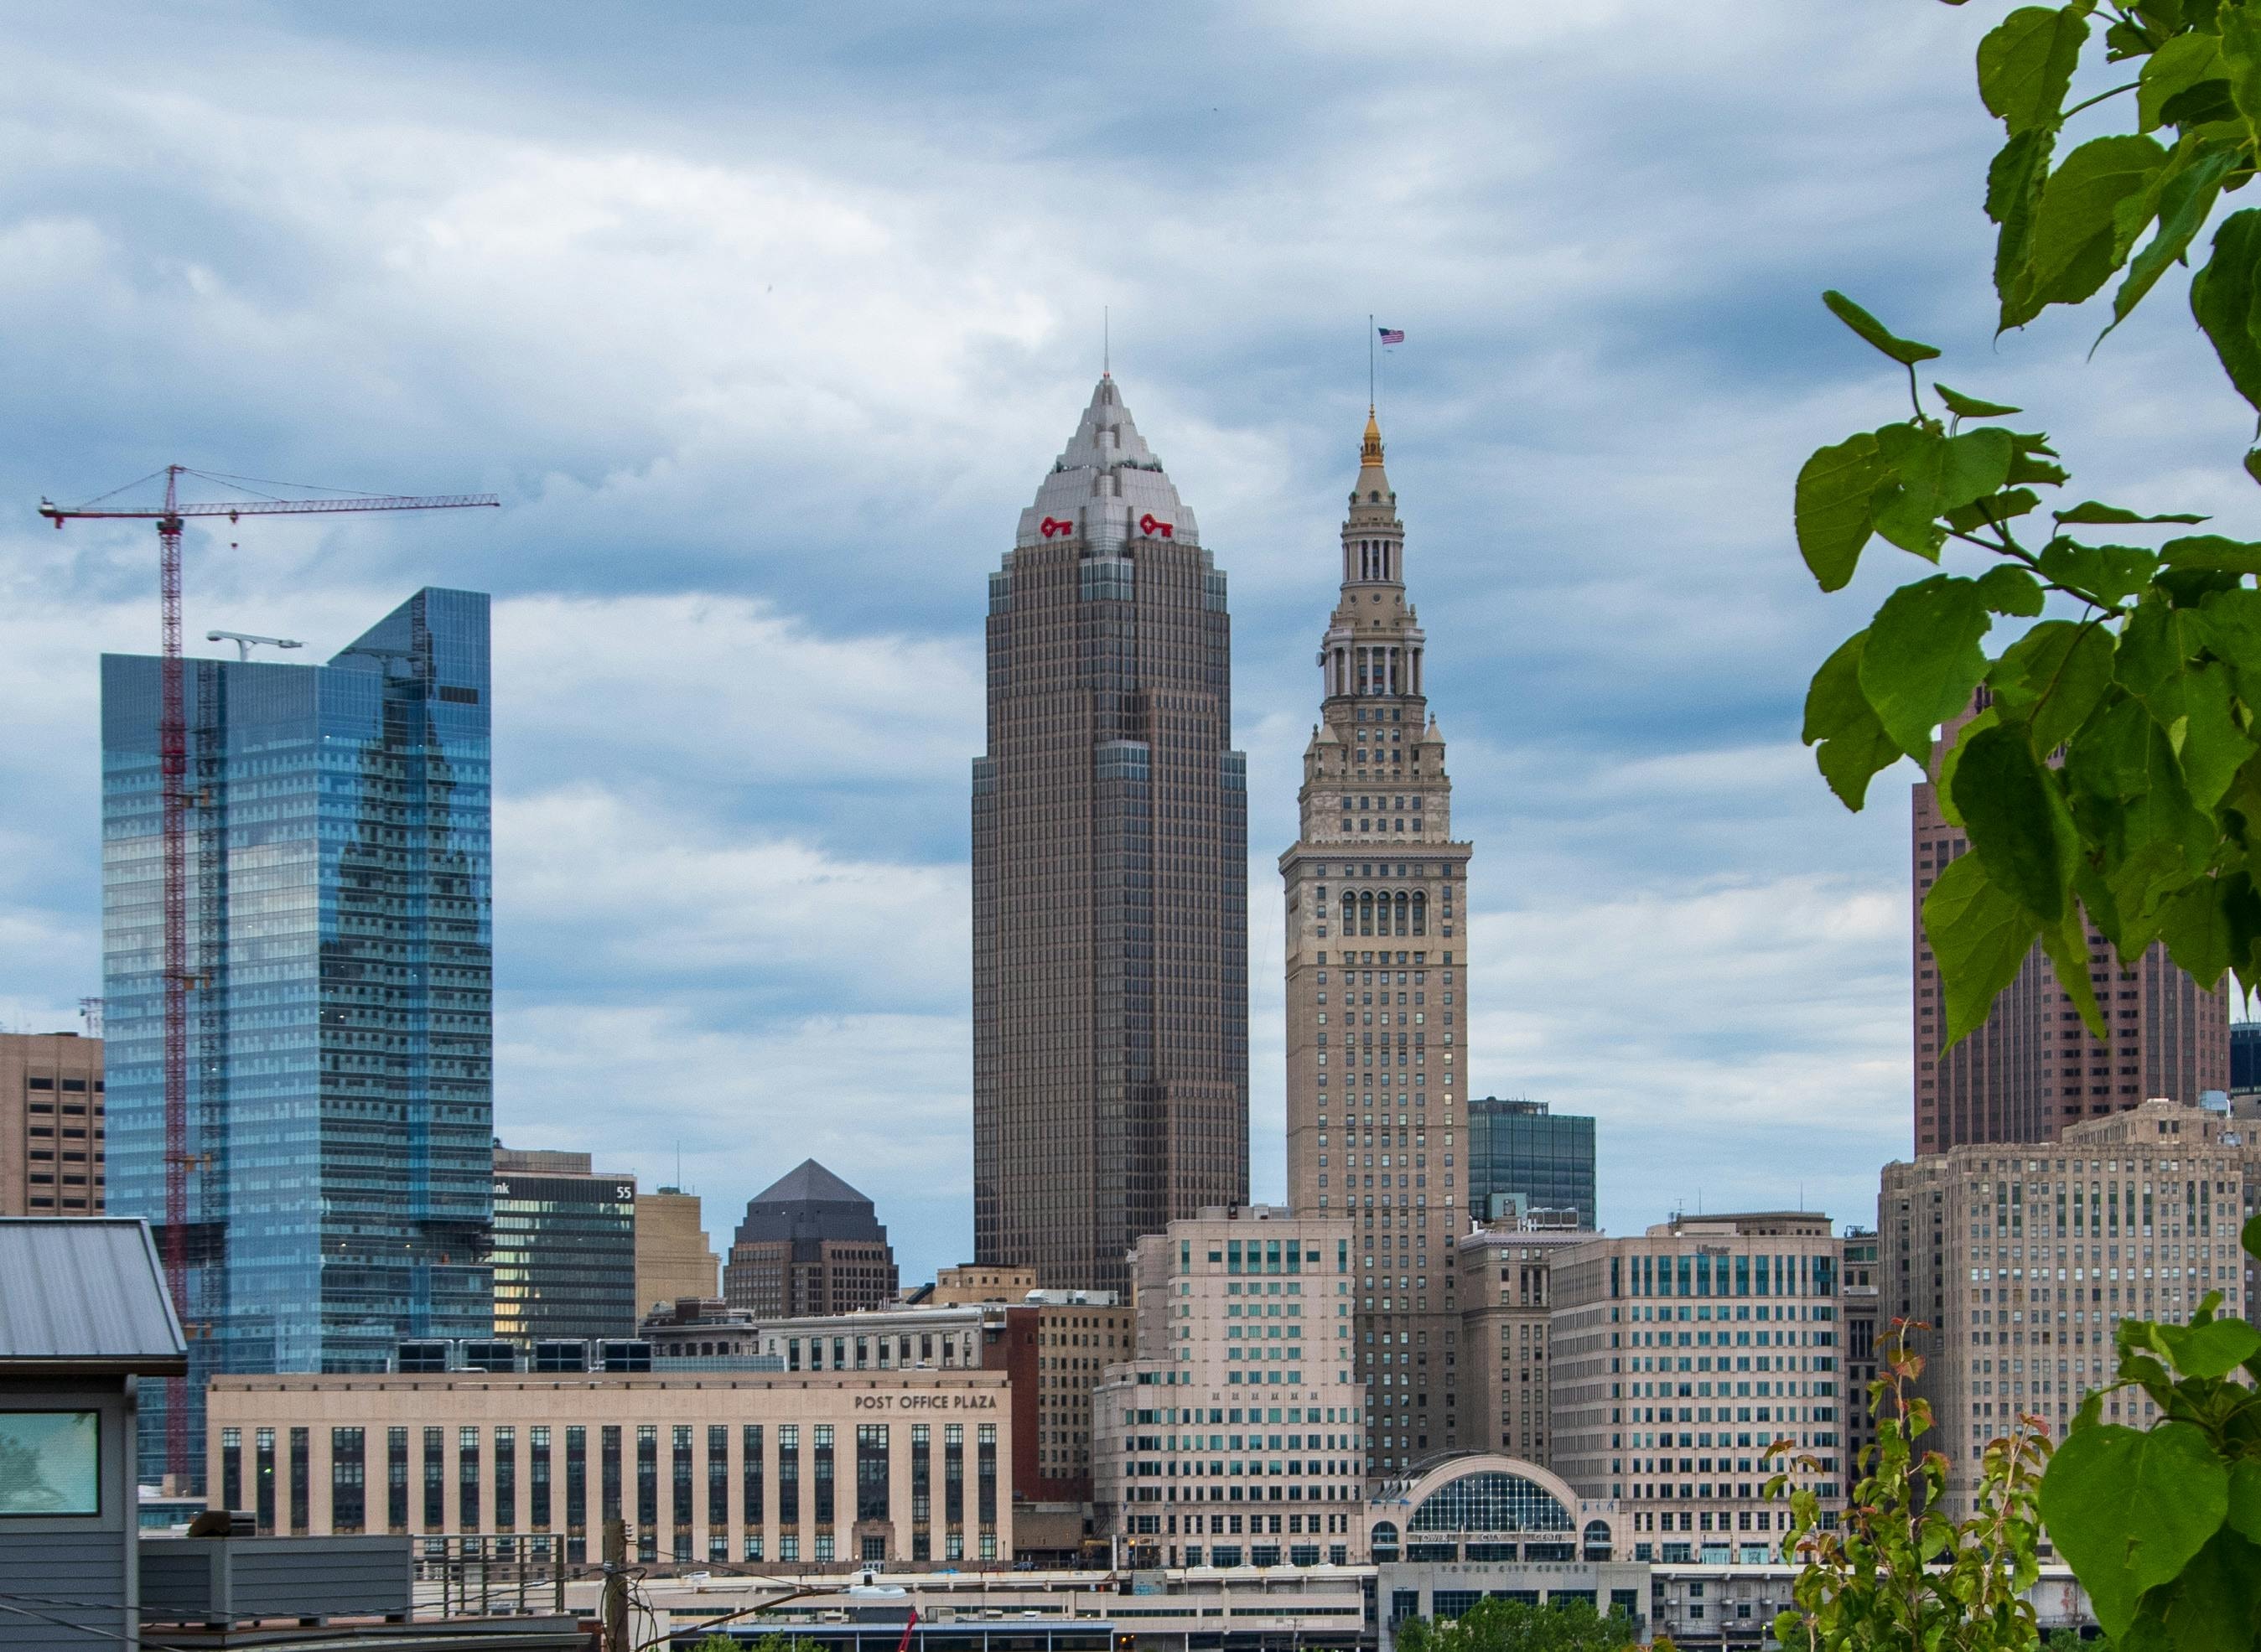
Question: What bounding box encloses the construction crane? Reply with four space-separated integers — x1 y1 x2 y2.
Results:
39 463 498 1485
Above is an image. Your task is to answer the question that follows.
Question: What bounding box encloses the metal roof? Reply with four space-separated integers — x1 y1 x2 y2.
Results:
0 1218 187 1372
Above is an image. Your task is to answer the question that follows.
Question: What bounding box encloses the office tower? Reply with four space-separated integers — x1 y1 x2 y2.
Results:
1465 1097 1597 1230
1090 1207 1366 1568
2232 1021 2261 1095
0 1031 105 1214
1454 1223 1596 1465
1839 1227 1880 1476
1913 697 2228 1151
723 1159 898 1318
972 374 1250 1294
635 1185 721 1314
1280 409 1472 1476
1880 1099 2253 1511
490 1147 638 1341
1551 1213 1845 1561
102 588 494 1487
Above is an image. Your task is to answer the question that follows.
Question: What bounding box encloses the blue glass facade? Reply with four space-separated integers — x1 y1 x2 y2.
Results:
1465 1096 1595 1230
102 588 495 1487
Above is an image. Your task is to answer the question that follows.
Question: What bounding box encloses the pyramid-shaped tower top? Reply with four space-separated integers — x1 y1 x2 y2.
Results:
1017 375 1201 552
1350 407 1396 515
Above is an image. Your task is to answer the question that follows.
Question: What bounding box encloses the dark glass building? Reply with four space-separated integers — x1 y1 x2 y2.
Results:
2233 1021 2261 1094
102 588 495 1486
492 1147 638 1341
972 375 1249 1295
1465 1097 1595 1230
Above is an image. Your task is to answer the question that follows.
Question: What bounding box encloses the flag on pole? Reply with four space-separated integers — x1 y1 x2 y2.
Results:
1377 327 1405 345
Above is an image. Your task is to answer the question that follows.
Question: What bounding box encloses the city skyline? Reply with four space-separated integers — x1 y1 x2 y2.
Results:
5 2 2226 1286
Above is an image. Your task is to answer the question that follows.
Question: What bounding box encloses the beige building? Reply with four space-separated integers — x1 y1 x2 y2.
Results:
0 1030 104 1214
1551 1213 1846 1563
205 1368 1014 1568
930 1263 1040 1304
1281 412 1473 1479
1840 1228 1881 1477
1881 1096 2253 1511
1092 1206 1367 1568
635 1186 720 1315
1455 1224 1597 1467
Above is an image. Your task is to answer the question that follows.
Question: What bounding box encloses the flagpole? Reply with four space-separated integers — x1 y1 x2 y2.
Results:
1368 313 1375 409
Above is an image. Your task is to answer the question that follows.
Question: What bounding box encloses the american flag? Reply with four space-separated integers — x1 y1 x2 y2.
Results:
1377 327 1405 344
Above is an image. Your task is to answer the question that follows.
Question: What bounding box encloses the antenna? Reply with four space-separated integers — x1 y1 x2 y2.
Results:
1103 307 1110 377
1368 313 1375 408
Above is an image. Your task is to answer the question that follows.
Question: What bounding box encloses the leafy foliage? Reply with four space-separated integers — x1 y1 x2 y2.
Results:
1769 1324 2048 1652
1797 0 2261 1052
1392 1597 1639 1652
2032 1214 2261 1648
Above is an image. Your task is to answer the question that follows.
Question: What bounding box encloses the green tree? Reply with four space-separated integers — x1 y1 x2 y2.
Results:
1769 1325 2048 1652
1801 9 2261 1644
1393 1596 1638 1652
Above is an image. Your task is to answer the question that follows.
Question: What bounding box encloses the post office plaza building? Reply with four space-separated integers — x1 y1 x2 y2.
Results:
205 1370 1013 1567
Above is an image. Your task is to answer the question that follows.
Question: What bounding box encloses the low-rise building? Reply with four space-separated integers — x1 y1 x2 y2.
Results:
1550 1213 1846 1561
1369 1453 1633 1651
0 1029 105 1214
205 1367 1015 1570
1093 1206 1367 1569
1455 1223 1598 1467
1880 1096 2254 1511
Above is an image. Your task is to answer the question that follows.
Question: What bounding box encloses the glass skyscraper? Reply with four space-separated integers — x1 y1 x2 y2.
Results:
102 588 495 1486
1465 1096 1595 1230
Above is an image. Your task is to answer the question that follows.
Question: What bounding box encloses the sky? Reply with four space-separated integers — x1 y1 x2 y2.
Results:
1 2 2251 1285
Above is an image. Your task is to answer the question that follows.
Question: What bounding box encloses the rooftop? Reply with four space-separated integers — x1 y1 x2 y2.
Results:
0 1217 187 1374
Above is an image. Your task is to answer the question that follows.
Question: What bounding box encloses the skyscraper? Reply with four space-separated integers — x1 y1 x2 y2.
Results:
1912 696 2229 1152
972 375 1250 1295
1465 1095 1596 1230
723 1159 898 1318
1281 410 1472 1476
102 588 494 1485
0 1030 105 1215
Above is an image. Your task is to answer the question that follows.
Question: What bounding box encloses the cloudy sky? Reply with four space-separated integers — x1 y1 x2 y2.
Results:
2 2 2248 1282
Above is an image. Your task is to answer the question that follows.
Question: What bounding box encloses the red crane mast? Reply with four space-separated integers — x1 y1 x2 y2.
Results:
40 464 499 1485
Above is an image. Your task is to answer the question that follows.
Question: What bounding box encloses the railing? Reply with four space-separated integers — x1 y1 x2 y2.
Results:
411 1533 575 1618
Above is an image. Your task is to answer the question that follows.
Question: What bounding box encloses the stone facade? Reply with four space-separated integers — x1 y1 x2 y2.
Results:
723 1160 897 1320
1549 1214 1846 1563
0 1030 104 1214
1455 1225 1598 1467
205 1368 1015 1568
635 1187 720 1316
972 375 1249 1297
1880 1096 2255 1511
1281 411 1471 1481
1092 1206 1366 1567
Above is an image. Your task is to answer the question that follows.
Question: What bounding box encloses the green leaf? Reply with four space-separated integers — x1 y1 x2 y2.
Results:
1872 424 1952 557
2221 5 2261 128
2041 1421 2227 1638
1992 129 2060 329
2056 500 2211 525
1941 427 2015 509
2244 1211 2261 1261
2160 878 2237 983
1794 433 1887 592
2142 1313 2261 1377
1975 564 2046 616
1935 381 2023 417
1859 575 1994 760
2230 1458 2261 1545
1946 487 2042 533
1978 6 2091 134
2111 141 2242 329
2042 899 2107 1039
2140 34 2228 130
2038 536 2161 606
1822 290 1940 365
2191 210 2261 414
2246 448 2261 485
1952 722 2079 921
1802 632 1906 810
2025 134 2170 313
1989 619 2116 753
2128 1529 2261 1652
1923 852 2045 1045
2162 534 2261 573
